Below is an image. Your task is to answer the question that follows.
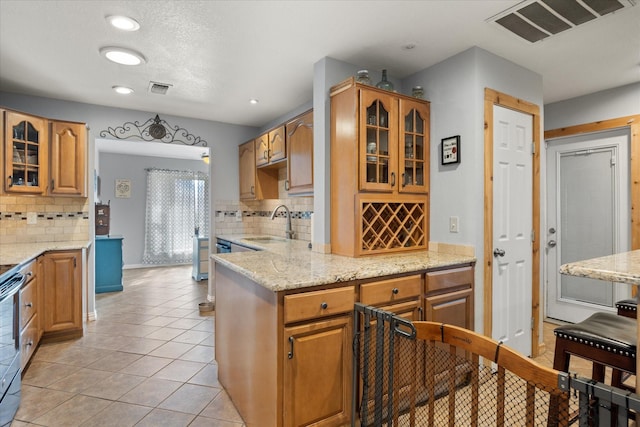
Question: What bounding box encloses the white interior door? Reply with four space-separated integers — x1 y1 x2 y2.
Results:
492 105 533 357
546 130 630 323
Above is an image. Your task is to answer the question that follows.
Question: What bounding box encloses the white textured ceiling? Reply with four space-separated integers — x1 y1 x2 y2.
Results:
0 0 639 128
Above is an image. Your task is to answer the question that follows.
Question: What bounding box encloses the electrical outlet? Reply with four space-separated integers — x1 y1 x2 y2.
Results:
27 212 37 225
235 210 243 222
449 216 459 233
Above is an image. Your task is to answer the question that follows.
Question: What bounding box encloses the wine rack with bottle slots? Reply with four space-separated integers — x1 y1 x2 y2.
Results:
330 77 430 257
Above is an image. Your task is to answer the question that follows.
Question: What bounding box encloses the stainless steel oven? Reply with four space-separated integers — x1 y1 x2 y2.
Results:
0 267 24 427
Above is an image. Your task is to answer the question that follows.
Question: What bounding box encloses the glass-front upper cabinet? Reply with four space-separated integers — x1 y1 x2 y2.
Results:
359 89 397 192
4 111 48 194
399 99 429 194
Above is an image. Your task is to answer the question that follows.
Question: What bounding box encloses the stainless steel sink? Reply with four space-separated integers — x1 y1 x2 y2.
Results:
243 236 286 243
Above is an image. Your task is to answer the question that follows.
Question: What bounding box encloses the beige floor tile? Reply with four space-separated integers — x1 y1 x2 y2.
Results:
81 372 146 400
13 385 74 422
188 416 245 427
32 394 111 427
168 317 204 329
191 318 214 332
119 355 173 377
188 363 221 388
148 341 194 359
163 307 195 318
152 359 206 382
48 367 113 393
85 351 143 372
144 327 184 341
81 401 152 427
199 390 245 423
135 408 196 427
158 383 219 414
76 333 136 351
142 316 177 327
178 344 215 363
21 361 80 387
172 329 211 345
117 337 166 355
118 377 182 407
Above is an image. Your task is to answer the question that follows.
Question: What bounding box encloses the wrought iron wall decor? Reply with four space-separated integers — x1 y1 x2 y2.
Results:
100 114 207 146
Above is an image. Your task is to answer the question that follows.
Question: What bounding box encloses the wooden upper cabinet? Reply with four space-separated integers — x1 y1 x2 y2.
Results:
239 140 257 199
255 132 269 167
399 99 429 194
256 125 286 167
3 110 48 194
285 110 313 195
359 89 398 192
268 125 286 164
50 120 86 196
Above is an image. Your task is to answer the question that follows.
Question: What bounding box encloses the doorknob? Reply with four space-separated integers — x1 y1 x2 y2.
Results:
548 240 557 248
493 248 505 258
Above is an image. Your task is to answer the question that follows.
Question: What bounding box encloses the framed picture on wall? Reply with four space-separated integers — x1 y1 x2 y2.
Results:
441 135 460 165
115 179 131 198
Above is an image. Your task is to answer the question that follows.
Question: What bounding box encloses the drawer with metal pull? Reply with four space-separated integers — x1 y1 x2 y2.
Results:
284 286 355 324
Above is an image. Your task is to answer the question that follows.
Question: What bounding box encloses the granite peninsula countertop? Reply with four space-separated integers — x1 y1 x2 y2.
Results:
0 240 92 268
559 249 640 285
212 235 476 292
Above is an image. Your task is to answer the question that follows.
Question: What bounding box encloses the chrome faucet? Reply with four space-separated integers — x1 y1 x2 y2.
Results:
271 204 295 239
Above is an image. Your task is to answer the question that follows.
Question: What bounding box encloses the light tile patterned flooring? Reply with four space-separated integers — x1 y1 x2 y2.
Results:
10 265 633 426
12 265 245 427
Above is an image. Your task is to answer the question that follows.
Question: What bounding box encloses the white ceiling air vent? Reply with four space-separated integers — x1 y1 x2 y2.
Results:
488 0 636 43
148 81 172 95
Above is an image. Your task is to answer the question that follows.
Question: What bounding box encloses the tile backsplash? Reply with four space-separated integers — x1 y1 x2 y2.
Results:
0 195 90 244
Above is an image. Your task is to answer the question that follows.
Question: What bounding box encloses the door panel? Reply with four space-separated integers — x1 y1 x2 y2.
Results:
492 105 532 357
546 130 630 323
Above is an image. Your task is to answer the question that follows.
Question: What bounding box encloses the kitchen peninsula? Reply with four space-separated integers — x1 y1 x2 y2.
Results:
559 250 640 394
212 236 476 427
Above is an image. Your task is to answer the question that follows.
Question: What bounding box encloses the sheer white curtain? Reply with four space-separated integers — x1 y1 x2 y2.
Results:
143 168 209 265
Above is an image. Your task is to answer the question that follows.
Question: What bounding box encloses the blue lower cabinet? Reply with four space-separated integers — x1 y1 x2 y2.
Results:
95 236 124 293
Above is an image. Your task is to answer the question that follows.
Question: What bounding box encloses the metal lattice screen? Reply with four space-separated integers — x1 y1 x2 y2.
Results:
353 304 591 426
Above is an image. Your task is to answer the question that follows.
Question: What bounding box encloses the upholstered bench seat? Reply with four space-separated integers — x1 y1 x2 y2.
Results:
616 298 637 319
553 312 636 391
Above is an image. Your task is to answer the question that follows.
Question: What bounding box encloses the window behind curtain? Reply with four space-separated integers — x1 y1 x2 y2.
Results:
143 168 209 265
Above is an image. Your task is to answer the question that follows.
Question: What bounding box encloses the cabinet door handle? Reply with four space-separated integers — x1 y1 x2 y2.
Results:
284 180 290 191
391 172 396 187
8 176 13 187
320 302 328 309
392 288 399 295
418 306 424 321
401 173 407 187
288 336 294 359
250 185 255 195
24 302 33 308
51 179 55 190
263 150 268 160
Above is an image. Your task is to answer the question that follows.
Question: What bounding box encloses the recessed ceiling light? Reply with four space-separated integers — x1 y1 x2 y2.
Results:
112 85 134 95
249 99 259 104
100 46 146 65
402 43 417 50
106 15 140 31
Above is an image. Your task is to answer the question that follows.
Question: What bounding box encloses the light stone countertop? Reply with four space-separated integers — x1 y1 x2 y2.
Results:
212 235 476 292
0 240 92 267
559 249 640 286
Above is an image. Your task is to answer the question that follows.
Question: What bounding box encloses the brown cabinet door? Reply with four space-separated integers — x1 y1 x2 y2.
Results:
286 111 313 194
359 89 398 192
268 125 286 164
283 316 352 427
3 111 48 194
424 287 473 329
255 132 269 167
42 250 82 336
239 140 256 199
399 99 429 194
50 120 86 196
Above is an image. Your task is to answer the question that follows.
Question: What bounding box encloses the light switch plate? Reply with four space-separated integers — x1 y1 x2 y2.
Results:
449 216 459 233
